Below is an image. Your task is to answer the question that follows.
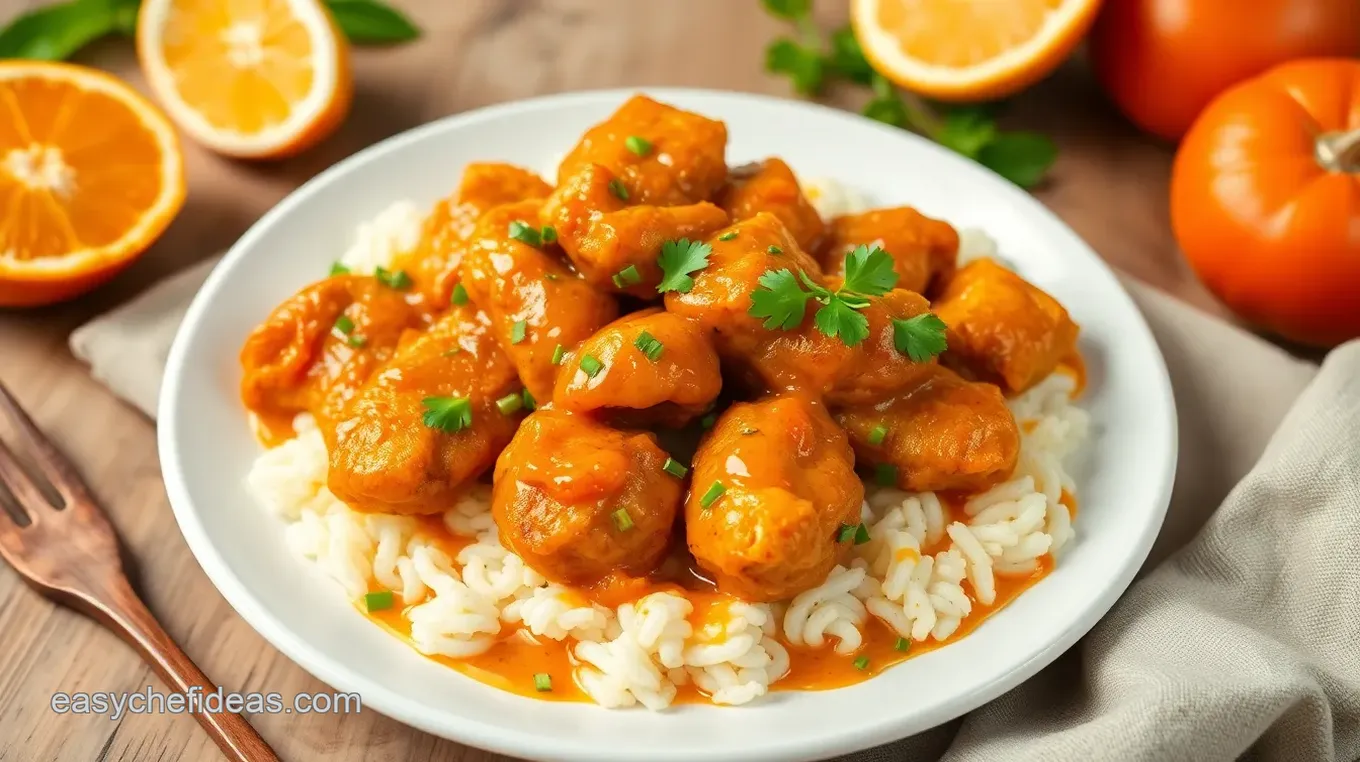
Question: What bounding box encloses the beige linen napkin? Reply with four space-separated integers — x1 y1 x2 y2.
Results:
71 268 1355 762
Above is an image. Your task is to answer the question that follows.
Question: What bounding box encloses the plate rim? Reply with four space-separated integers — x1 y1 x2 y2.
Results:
158 86 1178 762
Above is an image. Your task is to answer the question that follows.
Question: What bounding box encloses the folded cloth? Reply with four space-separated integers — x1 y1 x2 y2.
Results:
71 264 1353 762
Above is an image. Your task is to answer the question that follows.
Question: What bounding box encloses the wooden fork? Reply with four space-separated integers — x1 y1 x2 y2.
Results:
0 381 280 762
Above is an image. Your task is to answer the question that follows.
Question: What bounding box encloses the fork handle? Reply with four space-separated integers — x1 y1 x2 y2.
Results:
73 578 281 762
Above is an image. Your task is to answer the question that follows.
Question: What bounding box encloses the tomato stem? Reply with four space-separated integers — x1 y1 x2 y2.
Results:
1316 130 1360 173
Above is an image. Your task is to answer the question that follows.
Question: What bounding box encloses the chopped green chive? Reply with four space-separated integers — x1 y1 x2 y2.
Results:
854 523 871 545
633 331 663 361
496 392 523 416
450 283 469 306
422 396 473 433
364 590 394 612
580 354 604 378
662 457 688 478
612 264 642 289
700 481 726 508
522 388 536 411
874 463 898 487
334 315 355 335
346 335 368 348
718 231 738 242
836 523 857 543
767 245 783 255
330 262 351 276
853 656 870 671
508 220 542 247
867 425 888 446
511 320 528 344
540 225 558 245
700 413 717 429
533 673 552 692
894 637 909 652
375 267 412 290
551 344 566 365
625 135 653 156
608 178 630 201
612 508 635 531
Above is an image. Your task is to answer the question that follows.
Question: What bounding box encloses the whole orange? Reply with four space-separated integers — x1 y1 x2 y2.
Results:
1090 0 1360 142
1170 59 1360 348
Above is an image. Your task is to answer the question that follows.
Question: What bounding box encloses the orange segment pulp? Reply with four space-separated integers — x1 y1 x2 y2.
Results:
137 0 352 159
852 0 1102 101
0 62 185 307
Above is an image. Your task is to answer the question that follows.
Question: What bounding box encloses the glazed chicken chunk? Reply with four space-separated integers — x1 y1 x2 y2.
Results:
239 274 424 442
459 200 619 402
718 158 826 253
822 207 959 296
328 306 522 515
395 162 552 306
834 365 1019 493
933 258 1080 395
686 394 863 602
553 309 722 426
493 409 681 585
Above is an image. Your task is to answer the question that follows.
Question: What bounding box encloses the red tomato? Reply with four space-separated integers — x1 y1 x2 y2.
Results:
1170 59 1360 348
1090 0 1360 142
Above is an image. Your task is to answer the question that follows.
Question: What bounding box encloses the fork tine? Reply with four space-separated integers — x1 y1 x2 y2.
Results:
0 437 48 518
0 379 89 504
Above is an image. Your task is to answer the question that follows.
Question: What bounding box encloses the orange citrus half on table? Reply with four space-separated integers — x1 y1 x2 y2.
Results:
0 62 185 308
137 0 353 159
851 0 1103 102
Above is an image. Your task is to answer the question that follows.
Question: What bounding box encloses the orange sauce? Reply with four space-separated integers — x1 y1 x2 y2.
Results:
357 494 1069 703
250 411 298 448
1057 351 1087 397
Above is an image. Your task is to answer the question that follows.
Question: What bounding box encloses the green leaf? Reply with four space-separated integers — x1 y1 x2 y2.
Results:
814 297 871 347
421 396 472 433
760 0 812 21
748 269 812 330
840 245 898 297
892 313 949 361
935 107 997 160
325 0 420 44
861 94 909 129
826 25 873 86
656 238 713 294
0 0 118 61
977 131 1057 189
765 37 824 97
109 0 139 35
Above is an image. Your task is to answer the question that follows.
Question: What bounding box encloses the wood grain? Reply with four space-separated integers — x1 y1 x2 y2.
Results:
0 1 1226 760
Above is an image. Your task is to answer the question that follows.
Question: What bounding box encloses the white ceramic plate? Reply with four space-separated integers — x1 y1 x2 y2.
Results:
159 89 1177 762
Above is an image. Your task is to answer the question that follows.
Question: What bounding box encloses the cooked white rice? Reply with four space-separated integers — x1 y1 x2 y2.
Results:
246 192 1089 709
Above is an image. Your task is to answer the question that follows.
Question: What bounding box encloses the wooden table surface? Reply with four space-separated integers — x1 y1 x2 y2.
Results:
0 1 1227 760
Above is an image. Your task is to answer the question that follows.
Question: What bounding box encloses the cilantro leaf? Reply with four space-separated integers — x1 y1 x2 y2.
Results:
760 0 812 19
325 0 420 44
841 245 898 297
656 239 712 294
935 106 997 159
827 25 874 86
977 132 1058 189
892 313 949 361
421 396 473 433
748 269 812 330
766 38 824 96
815 297 871 347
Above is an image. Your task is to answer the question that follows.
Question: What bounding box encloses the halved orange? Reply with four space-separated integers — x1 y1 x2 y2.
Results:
851 0 1102 102
0 61 185 307
137 0 353 159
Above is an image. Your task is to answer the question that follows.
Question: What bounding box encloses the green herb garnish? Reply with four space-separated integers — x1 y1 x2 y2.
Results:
522 388 536 412
346 335 368 348
874 463 898 487
894 637 909 652
612 264 642 289
334 315 355 335
541 225 558 245
533 673 552 692
854 523 871 545
363 590 395 612
656 238 712 294
836 523 857 543
330 262 351 276
608 178 630 201
508 220 542 247
892 313 948 362
625 135 653 156
767 245 783 255
421 396 472 433
633 331 663 362
853 656 870 671
375 266 412 290
450 283 469 306
867 425 888 446
662 458 688 479
612 508 635 532
700 413 717 429
496 392 523 416
748 245 896 347
700 481 726 508
510 320 528 345
718 231 738 242
550 344 566 366
579 354 603 378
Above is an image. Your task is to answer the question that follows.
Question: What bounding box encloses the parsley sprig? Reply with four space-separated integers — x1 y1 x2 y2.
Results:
748 245 948 357
760 0 1057 189
656 239 712 294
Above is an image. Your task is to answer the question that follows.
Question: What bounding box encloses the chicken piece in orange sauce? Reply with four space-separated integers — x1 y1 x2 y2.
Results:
459 200 619 402
834 365 1019 493
543 163 729 297
822 207 959 296
493 409 681 586
934 258 1079 395
553 309 721 427
719 158 826 253
328 306 522 515
686 394 863 602
556 94 729 207
396 163 552 306
240 274 425 445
